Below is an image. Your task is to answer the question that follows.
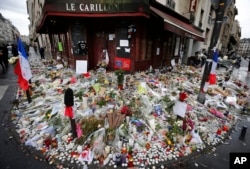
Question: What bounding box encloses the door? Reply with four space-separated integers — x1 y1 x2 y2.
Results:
91 30 116 70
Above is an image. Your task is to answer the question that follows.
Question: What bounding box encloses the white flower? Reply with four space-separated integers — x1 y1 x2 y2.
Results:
8 56 19 65
175 120 183 127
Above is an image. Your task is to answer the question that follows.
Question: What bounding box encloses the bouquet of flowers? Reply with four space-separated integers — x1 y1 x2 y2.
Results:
8 56 19 65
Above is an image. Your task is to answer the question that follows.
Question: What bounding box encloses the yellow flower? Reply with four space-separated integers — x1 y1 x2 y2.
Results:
167 139 172 145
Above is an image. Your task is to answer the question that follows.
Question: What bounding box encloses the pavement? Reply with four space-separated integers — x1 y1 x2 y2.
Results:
0 52 249 169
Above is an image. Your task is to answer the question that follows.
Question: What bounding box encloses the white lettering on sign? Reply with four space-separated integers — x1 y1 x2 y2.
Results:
66 3 119 12
234 157 247 164
66 3 76 11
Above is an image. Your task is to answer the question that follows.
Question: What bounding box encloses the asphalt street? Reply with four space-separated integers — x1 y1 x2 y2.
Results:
0 57 249 169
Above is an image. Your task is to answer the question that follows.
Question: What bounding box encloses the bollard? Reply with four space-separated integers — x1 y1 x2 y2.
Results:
240 125 247 137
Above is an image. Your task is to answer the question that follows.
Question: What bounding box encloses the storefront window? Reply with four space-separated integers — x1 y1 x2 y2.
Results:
146 40 152 60
140 28 153 61
140 38 146 60
71 22 87 56
162 32 175 60
116 27 130 58
174 37 180 56
166 36 172 57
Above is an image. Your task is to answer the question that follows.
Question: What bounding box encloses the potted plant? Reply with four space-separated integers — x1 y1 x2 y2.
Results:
115 69 125 90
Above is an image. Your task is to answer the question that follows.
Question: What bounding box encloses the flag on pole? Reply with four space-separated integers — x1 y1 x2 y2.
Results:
209 49 218 84
14 38 32 90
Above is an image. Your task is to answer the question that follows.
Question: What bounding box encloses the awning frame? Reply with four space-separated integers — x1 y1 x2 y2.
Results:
150 6 204 41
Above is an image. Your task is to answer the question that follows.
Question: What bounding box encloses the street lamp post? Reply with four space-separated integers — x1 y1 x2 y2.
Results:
248 57 250 72
197 0 227 104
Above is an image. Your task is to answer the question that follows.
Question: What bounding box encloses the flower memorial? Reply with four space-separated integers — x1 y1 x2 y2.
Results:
10 57 249 169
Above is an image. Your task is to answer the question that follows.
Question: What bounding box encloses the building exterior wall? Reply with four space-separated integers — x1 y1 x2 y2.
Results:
232 20 241 51
156 0 213 58
238 38 250 57
0 13 20 45
27 0 208 70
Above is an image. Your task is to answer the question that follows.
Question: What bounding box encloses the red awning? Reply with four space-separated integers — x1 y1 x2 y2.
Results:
150 6 204 41
37 12 149 33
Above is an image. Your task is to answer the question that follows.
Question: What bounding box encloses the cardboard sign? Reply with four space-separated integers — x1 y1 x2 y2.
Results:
173 100 187 118
76 60 87 74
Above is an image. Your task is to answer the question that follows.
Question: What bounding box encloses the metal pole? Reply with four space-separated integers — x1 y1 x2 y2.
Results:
197 0 227 104
26 89 32 103
248 58 250 72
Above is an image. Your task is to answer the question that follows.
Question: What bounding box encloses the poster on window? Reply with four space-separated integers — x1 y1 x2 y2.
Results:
114 57 131 70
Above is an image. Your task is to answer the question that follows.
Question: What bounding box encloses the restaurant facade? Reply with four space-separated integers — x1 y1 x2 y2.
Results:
36 0 204 72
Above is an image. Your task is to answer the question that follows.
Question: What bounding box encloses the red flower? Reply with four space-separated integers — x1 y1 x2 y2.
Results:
121 105 131 116
179 92 188 102
83 72 91 78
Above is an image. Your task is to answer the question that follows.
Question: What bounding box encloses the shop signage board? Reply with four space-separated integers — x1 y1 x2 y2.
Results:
45 0 149 13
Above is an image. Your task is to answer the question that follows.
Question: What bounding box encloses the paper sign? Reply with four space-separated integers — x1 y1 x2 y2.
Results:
156 48 160 55
120 40 129 47
109 34 115 40
114 57 131 70
58 42 63 52
76 60 87 74
125 48 131 53
173 101 187 118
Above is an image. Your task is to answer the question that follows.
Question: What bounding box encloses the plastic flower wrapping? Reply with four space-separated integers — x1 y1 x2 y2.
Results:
10 61 249 168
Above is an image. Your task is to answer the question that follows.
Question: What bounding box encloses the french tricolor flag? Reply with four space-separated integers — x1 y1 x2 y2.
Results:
14 38 32 90
209 49 218 85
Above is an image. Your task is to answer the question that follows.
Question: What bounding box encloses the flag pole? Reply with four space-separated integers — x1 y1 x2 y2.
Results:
26 79 32 103
197 0 227 104
15 36 33 103
26 89 32 103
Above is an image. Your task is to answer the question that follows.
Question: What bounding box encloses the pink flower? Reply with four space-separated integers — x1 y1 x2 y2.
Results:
81 150 89 159
70 76 77 83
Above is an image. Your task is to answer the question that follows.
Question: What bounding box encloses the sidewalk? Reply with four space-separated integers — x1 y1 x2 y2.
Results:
184 65 250 169
0 63 54 169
